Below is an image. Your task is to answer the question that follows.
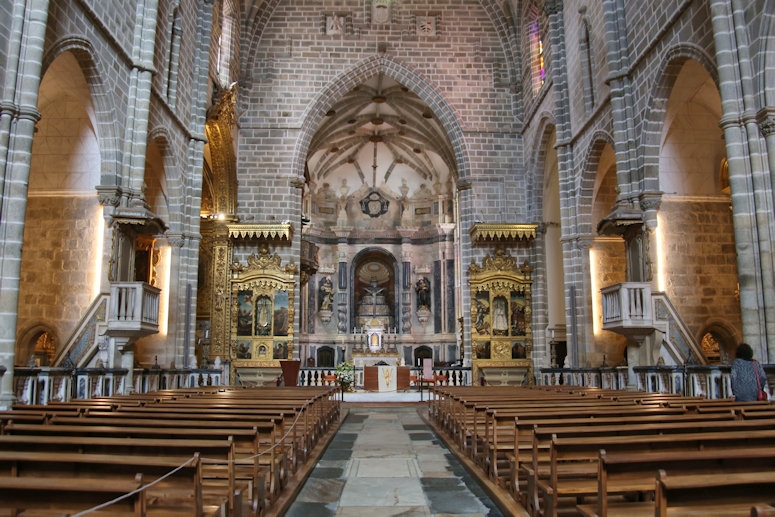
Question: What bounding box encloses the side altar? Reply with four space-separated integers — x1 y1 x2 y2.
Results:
227 243 298 386
468 246 534 386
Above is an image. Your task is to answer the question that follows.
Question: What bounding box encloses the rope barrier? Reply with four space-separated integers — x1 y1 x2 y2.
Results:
71 455 198 516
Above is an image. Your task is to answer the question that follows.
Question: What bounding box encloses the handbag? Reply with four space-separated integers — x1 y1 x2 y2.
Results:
754 360 767 401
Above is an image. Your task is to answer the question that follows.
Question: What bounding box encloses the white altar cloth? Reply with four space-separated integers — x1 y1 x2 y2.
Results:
377 365 397 392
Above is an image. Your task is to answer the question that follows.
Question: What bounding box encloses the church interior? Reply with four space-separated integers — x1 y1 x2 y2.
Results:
2 0 775 515
3 0 775 403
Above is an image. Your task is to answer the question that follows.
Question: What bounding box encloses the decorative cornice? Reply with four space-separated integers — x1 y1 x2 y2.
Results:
469 223 538 243
228 222 294 241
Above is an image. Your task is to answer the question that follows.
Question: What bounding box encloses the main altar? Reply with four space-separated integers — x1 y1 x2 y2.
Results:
348 318 411 390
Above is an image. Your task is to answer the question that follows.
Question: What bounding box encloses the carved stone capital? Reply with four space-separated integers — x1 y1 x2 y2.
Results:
758 110 775 137
96 185 122 207
638 191 663 212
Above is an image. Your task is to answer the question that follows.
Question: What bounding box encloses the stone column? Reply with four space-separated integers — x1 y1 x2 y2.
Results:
457 179 474 367
0 0 50 409
710 0 775 359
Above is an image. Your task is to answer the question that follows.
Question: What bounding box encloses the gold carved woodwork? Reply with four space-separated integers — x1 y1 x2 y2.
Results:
230 244 298 379
228 223 294 241
468 247 533 384
469 223 537 243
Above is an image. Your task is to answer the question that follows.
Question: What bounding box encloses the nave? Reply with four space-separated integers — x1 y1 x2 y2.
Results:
2 384 775 516
286 405 517 517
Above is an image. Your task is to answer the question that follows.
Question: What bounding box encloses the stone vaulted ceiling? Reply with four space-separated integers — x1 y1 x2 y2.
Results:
305 74 456 198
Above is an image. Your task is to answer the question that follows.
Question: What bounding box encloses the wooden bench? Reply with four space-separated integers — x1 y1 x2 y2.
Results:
503 411 741 505
655 469 775 517
575 447 775 516
2 420 271 514
535 429 775 517
101 402 313 468
0 450 230 517
525 415 775 503
0 473 148 517
0 434 241 516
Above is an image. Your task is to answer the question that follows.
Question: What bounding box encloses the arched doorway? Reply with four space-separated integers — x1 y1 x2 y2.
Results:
414 345 432 367
317 346 335 368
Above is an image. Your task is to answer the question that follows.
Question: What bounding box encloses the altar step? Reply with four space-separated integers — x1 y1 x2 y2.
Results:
337 389 425 403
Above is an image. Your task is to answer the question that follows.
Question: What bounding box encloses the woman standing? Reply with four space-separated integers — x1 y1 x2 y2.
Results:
730 343 768 402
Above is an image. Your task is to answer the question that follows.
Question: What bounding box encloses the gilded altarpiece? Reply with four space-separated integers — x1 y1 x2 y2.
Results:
469 249 533 384
230 245 297 379
198 223 232 359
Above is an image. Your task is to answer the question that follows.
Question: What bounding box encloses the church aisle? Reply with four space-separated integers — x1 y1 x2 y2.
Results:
285 406 506 516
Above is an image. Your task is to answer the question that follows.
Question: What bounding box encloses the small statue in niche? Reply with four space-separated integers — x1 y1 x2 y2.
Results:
255 296 272 336
492 297 508 335
318 276 334 311
415 277 431 309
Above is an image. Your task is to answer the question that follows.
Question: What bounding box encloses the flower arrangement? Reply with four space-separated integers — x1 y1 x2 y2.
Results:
335 361 354 389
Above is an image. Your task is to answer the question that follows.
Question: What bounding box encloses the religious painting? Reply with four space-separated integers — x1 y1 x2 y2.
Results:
235 339 252 359
512 342 527 359
273 340 289 359
273 290 290 336
236 290 253 336
474 341 491 359
255 295 272 336
510 291 527 336
473 291 491 335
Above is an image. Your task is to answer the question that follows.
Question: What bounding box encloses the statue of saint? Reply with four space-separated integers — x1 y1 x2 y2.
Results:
318 276 334 311
415 277 431 309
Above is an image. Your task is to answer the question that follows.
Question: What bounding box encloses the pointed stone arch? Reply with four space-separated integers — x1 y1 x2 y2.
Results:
639 44 720 192
42 37 121 189
291 56 471 184
579 130 617 236
146 127 182 234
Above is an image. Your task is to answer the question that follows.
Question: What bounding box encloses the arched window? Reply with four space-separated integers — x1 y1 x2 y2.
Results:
580 17 596 113
527 6 547 95
166 6 181 107
217 0 237 87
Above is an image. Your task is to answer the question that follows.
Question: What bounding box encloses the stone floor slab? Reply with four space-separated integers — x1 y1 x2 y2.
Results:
286 406 507 516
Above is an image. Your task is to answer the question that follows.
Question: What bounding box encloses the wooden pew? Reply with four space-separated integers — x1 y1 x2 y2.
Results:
525 415 775 508
2 420 271 514
0 473 148 517
1 387 341 517
576 447 775 516
0 434 240 516
0 450 229 517
503 410 740 505
535 429 775 517
477 405 685 481
102 402 313 468
655 468 775 517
